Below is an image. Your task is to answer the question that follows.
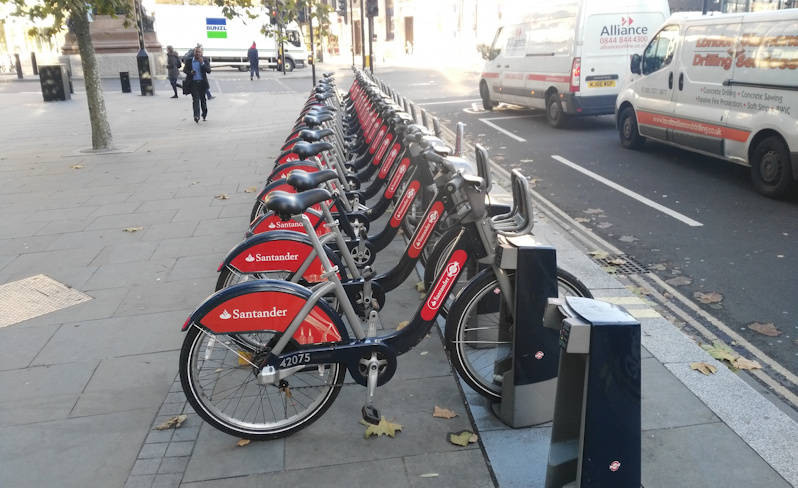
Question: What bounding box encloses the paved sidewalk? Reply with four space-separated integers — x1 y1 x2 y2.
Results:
0 64 797 488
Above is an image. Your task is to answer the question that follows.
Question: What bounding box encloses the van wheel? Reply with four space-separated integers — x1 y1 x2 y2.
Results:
619 107 645 149
238 66 248 72
546 95 567 128
751 136 793 199
284 58 295 72
480 82 495 111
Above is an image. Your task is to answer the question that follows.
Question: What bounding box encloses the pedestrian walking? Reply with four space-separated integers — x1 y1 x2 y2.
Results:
182 45 211 123
248 41 260 80
184 45 215 99
166 45 182 98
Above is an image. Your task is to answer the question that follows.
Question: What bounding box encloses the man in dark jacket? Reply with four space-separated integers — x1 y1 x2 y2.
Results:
248 42 260 80
182 45 211 123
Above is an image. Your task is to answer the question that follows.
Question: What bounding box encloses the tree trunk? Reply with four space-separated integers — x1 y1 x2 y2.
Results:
71 8 115 150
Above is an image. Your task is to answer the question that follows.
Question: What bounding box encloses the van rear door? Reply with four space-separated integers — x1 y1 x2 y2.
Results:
669 19 744 157
581 11 667 105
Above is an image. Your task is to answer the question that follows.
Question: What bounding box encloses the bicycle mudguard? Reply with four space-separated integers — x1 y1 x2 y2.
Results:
268 160 321 181
248 209 329 237
219 230 346 282
183 280 349 345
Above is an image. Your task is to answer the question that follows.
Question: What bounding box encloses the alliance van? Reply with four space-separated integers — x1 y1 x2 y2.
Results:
616 10 798 198
478 0 670 128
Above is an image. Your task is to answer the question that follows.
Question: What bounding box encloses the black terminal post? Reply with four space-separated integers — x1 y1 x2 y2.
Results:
134 0 153 96
365 0 378 73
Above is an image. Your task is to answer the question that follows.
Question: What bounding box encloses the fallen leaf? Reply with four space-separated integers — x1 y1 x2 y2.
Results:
238 351 253 365
416 281 426 293
748 322 782 337
574 217 591 223
588 250 609 260
216 194 230 200
360 416 402 438
666 276 692 286
397 321 409 331
690 362 717 375
156 414 188 430
733 357 762 370
648 263 667 271
433 406 457 419
603 266 618 274
449 430 478 447
609 258 626 265
420 473 439 478
700 341 738 363
237 439 251 447
245 187 258 193
583 208 604 215
123 227 144 232
70 165 83 169
694 292 723 304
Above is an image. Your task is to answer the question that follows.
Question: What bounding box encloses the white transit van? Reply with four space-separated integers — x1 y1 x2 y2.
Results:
616 10 798 198
478 0 670 128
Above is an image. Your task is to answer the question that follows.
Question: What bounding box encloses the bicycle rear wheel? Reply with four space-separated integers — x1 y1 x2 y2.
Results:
445 268 591 402
180 325 345 440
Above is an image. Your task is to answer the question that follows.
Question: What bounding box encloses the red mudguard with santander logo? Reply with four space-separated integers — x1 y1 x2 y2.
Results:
248 209 330 237
219 230 346 282
183 280 348 345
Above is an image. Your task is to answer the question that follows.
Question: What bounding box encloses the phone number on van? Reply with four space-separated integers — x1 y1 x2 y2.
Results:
600 36 648 44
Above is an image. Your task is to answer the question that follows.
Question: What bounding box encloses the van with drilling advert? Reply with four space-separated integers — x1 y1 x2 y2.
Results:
616 9 798 198
477 0 670 128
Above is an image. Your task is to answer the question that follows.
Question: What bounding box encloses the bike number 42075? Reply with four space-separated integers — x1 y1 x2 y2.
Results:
280 353 311 368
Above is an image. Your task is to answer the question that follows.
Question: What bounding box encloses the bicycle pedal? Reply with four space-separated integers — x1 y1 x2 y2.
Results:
361 405 380 425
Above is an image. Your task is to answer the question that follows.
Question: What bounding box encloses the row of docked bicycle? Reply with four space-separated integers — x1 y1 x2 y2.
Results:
177 68 592 440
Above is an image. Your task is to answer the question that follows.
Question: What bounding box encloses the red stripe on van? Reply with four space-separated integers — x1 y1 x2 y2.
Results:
526 74 570 83
481 72 500 78
637 111 750 143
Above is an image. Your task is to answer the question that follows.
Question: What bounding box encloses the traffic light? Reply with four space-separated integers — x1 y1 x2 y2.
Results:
270 8 277 25
337 0 346 10
366 0 378 18
337 0 347 23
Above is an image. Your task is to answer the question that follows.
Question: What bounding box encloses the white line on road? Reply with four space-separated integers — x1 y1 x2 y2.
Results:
551 155 704 227
478 117 532 142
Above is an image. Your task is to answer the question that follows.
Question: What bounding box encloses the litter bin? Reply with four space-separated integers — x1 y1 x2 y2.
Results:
544 296 641 488
120 72 131 93
38 64 71 102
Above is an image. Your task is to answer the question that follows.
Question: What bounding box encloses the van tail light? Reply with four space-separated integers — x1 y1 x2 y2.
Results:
570 58 581 93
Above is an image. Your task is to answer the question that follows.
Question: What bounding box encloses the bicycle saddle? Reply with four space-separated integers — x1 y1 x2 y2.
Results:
303 112 334 127
292 141 334 159
298 128 335 142
264 188 332 221
286 169 338 192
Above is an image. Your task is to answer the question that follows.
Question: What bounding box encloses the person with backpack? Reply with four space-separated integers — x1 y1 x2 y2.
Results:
166 45 182 98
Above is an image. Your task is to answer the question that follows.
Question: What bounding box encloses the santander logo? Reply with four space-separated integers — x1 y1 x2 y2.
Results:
387 163 408 193
421 249 466 320
413 210 440 250
267 220 302 230
244 252 299 263
219 307 288 319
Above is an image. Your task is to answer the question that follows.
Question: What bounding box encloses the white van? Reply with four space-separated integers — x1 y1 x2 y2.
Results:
616 10 798 198
478 0 670 128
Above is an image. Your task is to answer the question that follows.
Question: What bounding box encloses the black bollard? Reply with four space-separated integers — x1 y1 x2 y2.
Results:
31 52 38 76
14 53 22 79
136 51 154 96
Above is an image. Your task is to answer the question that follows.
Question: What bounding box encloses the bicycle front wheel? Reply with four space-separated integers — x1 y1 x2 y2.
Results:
180 325 345 440
445 268 591 402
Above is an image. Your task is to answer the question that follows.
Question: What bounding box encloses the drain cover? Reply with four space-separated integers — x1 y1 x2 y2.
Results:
0 275 93 328
592 254 650 276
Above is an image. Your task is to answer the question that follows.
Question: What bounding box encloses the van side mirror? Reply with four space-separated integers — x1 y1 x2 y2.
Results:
630 54 641 75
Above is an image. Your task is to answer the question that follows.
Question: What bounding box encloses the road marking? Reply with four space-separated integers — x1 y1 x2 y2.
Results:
478 115 542 142
416 99 481 106
551 155 704 227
